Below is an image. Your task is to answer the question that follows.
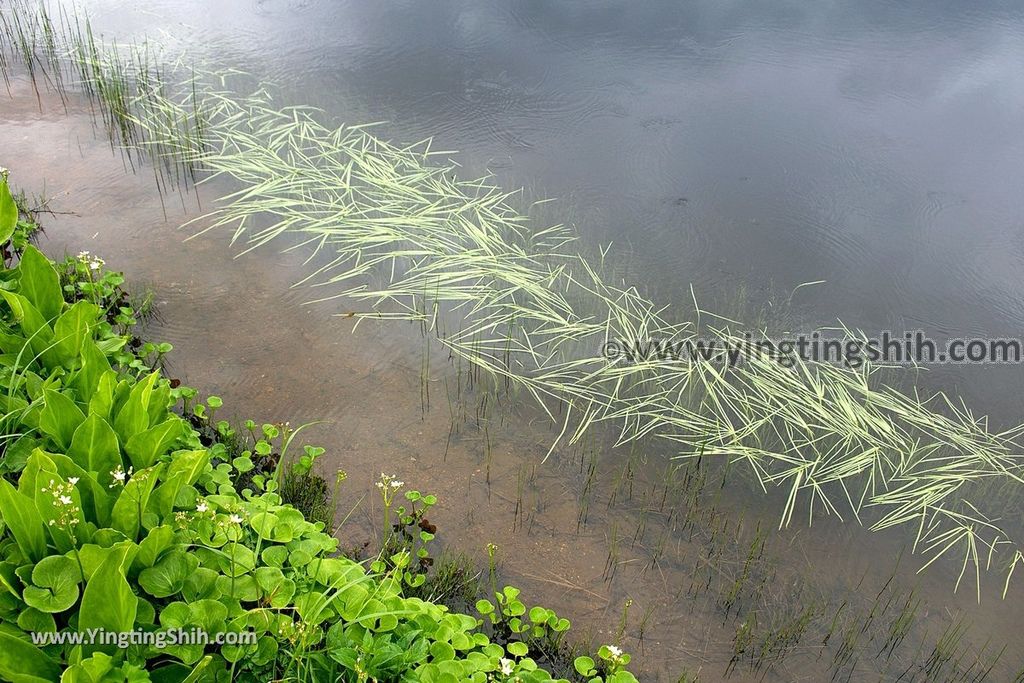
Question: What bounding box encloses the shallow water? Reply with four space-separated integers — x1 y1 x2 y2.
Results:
5 0 1024 679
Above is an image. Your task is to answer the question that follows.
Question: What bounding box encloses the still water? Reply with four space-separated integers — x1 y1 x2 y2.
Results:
5 0 1024 679
72 0 1024 423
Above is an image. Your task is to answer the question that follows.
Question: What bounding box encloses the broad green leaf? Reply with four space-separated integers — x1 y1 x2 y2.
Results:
23 555 81 613
113 372 159 442
181 567 219 602
138 549 193 598
0 290 55 364
16 606 56 634
59 652 115 683
146 380 172 426
0 289 24 321
68 414 121 478
45 451 112 527
135 524 175 569
124 417 185 470
110 463 164 540
248 511 278 541
18 245 62 322
0 562 21 598
71 340 113 402
157 601 227 665
219 542 256 577
149 449 208 519
0 631 61 683
38 388 87 450
52 300 99 364
87 371 117 421
261 545 288 568
79 541 138 656
0 477 47 562
0 177 16 245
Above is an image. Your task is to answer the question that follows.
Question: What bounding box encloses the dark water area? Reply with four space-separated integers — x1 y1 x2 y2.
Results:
74 0 1024 426
5 0 1024 679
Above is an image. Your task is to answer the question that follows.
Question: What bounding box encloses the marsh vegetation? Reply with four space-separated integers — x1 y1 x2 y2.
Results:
3 1 1024 680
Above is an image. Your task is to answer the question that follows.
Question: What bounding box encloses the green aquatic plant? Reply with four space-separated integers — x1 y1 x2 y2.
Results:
0 174 638 682
167 88 1024 599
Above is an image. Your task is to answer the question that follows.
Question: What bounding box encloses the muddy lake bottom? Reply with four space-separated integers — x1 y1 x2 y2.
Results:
4 80 1024 681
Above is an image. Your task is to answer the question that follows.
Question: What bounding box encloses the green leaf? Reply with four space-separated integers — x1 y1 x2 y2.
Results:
181 656 214 683
507 641 529 657
16 606 56 634
39 388 87 450
138 549 192 598
33 466 84 553
18 245 62 322
124 417 185 470
181 567 220 602
113 372 159 442
68 413 121 476
0 477 47 562
45 451 112 528
0 631 61 683
87 371 117 421
72 340 113 403
574 656 596 676
149 449 208 519
0 177 17 245
52 300 99 363
261 545 288 568
248 512 278 541
135 524 175 568
60 652 116 683
79 541 138 656
22 555 81 613
0 290 56 365
110 463 164 540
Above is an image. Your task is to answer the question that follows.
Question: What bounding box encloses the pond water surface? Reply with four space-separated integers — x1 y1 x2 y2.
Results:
4 0 1024 680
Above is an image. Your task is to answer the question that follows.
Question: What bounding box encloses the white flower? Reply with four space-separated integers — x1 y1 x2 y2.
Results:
67 477 79 486
390 480 403 489
606 645 623 660
196 501 208 513
59 495 73 506
77 250 91 259
109 465 128 487
229 514 243 525
500 658 514 675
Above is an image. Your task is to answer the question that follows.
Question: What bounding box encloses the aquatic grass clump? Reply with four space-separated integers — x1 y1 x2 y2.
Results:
1 0 209 195
4 1 1024 597
166 92 1024 597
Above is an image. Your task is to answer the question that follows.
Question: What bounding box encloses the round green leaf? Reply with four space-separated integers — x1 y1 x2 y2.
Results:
23 555 81 613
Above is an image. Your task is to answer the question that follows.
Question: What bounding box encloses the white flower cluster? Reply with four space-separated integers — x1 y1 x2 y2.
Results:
76 250 105 271
41 478 80 527
605 644 625 664
109 464 132 488
375 472 404 490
